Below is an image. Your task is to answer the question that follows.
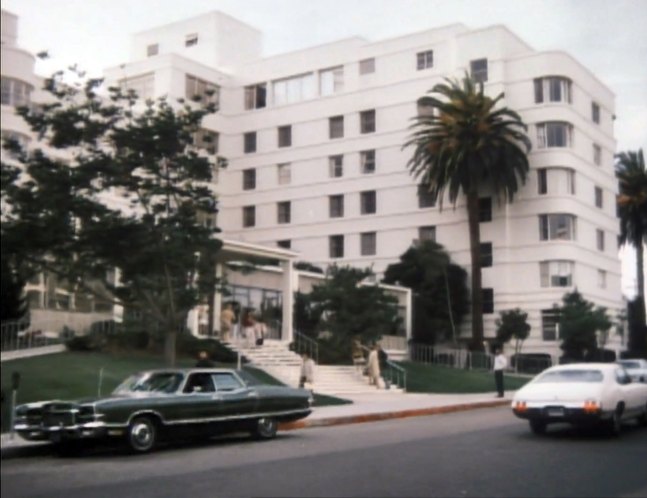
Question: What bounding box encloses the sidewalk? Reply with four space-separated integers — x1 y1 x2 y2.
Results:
1 391 511 451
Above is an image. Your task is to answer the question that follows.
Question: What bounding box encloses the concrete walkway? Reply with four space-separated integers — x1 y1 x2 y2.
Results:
1 390 511 451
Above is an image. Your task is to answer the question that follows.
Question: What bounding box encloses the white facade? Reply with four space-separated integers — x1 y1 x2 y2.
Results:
3 9 624 358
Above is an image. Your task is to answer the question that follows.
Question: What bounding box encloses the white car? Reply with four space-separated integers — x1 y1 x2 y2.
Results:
512 363 647 435
617 359 647 383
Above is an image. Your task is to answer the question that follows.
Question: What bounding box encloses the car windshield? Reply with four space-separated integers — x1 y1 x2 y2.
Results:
618 361 640 369
535 369 603 383
113 372 184 394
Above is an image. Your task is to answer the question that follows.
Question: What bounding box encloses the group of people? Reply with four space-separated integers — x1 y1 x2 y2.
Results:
218 303 266 348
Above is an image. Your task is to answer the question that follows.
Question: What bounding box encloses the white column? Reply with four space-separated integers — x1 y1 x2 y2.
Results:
405 287 413 342
214 262 223 333
281 260 295 343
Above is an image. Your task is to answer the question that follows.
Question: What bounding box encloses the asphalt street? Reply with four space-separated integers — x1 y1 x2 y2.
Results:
2 406 646 498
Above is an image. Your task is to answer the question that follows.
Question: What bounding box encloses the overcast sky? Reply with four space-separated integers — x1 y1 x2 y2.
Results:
3 0 646 295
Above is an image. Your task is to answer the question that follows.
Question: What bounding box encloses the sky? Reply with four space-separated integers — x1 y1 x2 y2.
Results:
3 0 646 295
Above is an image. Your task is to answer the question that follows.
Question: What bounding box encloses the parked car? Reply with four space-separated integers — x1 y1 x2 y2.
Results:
13 368 313 453
617 359 647 383
511 363 647 436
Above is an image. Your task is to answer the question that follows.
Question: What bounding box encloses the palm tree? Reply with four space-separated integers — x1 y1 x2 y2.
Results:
616 149 647 354
405 76 531 351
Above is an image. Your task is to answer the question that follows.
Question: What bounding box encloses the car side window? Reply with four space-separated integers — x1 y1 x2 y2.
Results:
184 373 216 393
213 373 244 392
614 368 631 385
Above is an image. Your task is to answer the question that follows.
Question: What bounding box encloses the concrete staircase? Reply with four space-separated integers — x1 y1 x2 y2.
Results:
224 339 403 396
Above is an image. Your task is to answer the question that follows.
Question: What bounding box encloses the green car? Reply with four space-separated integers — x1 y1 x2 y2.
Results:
13 368 313 453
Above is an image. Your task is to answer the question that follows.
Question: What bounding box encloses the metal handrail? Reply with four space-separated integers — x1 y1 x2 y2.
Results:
293 330 319 364
385 359 407 391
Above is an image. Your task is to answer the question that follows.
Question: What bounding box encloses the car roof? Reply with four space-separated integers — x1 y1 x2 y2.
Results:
547 363 619 372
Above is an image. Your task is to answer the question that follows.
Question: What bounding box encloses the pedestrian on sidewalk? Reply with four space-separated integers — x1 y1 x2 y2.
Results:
254 315 267 347
367 343 382 388
220 303 236 342
299 352 315 390
195 350 215 368
493 347 507 398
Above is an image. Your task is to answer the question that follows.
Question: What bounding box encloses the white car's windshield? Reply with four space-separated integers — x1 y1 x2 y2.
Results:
618 361 641 369
114 372 184 394
535 369 603 383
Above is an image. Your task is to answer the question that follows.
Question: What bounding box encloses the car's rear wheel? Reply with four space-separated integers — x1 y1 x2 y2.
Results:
252 417 278 440
529 419 547 435
637 404 647 427
127 416 158 453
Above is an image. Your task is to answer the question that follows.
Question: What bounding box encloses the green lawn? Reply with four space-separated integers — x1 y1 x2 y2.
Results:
395 361 530 393
0 351 350 432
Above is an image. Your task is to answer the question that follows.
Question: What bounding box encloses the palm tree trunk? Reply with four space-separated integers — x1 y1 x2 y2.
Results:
636 234 645 302
466 191 484 351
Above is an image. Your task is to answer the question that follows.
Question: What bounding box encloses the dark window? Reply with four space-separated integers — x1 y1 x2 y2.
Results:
277 240 291 249
541 309 560 341
595 187 603 208
361 232 376 256
418 226 436 243
329 155 343 177
482 288 494 314
359 58 375 75
417 184 435 208
329 235 344 258
361 150 376 174
243 206 255 228
592 102 600 124
185 34 198 47
244 83 267 110
242 169 256 190
470 58 488 83
360 110 376 134
147 44 159 57
597 229 605 251
538 169 547 194
329 116 344 139
277 201 291 224
480 242 493 268
416 50 433 70
479 197 492 222
329 195 344 218
244 132 257 153
360 190 376 215
278 125 292 147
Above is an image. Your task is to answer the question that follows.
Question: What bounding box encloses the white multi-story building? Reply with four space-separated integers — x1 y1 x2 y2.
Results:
3 9 623 357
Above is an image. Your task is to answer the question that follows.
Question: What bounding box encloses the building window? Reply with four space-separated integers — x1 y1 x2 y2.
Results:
566 169 576 195
278 163 291 184
361 232 377 256
360 110 376 134
539 214 576 241
598 270 607 289
242 169 256 190
329 235 344 258
540 261 574 287
538 169 548 194
360 191 377 215
596 229 605 251
277 240 291 249
537 122 573 148
243 206 256 228
192 128 218 154
417 184 435 208
416 50 434 70
541 309 560 341
185 74 219 104
479 197 492 222
417 100 435 117
319 66 344 96
593 144 602 166
329 155 343 177
470 58 488 83
277 201 291 224
595 186 603 208
278 125 292 148
146 44 159 57
244 132 257 153
359 58 375 75
534 77 572 104
244 83 267 110
361 150 376 174
329 195 344 218
119 73 154 100
185 33 198 47
273 72 316 105
480 242 493 268
482 288 494 314
418 226 436 243
592 102 600 124
329 116 344 139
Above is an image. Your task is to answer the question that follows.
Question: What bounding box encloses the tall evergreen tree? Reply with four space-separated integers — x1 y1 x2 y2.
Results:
405 76 531 350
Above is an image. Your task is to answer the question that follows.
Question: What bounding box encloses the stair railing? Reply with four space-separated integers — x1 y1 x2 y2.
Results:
384 359 407 392
293 330 319 364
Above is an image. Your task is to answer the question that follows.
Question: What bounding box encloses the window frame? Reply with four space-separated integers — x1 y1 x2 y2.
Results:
329 115 344 139
329 155 343 178
539 214 577 241
359 58 375 75
360 232 377 256
277 201 291 224
278 125 292 148
242 169 256 191
244 132 257 154
416 50 434 70
470 58 488 83
329 235 344 259
360 190 377 215
480 242 493 268
360 109 376 134
329 195 344 218
277 163 291 185
242 206 256 228
360 150 376 174
244 83 267 110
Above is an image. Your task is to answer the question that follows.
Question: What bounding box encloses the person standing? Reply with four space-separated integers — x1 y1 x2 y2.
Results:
367 343 381 388
242 312 257 348
195 350 215 368
493 347 508 398
299 352 315 390
220 303 236 342
254 316 267 347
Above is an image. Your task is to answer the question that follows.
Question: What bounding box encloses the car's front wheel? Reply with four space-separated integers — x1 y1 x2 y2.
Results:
127 416 158 453
529 419 547 435
252 417 278 440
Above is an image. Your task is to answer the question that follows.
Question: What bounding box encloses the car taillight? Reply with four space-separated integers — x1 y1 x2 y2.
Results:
583 400 600 413
514 401 527 412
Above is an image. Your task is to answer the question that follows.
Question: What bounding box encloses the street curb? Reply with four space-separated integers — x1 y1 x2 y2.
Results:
279 399 509 430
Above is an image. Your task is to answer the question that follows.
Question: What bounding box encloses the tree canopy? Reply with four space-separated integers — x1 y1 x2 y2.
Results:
495 308 531 356
557 291 612 361
1 68 223 365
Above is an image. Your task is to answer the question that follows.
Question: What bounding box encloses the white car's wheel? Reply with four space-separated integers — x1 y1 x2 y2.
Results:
252 417 278 440
127 416 158 453
638 405 647 427
606 410 622 437
529 419 547 435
